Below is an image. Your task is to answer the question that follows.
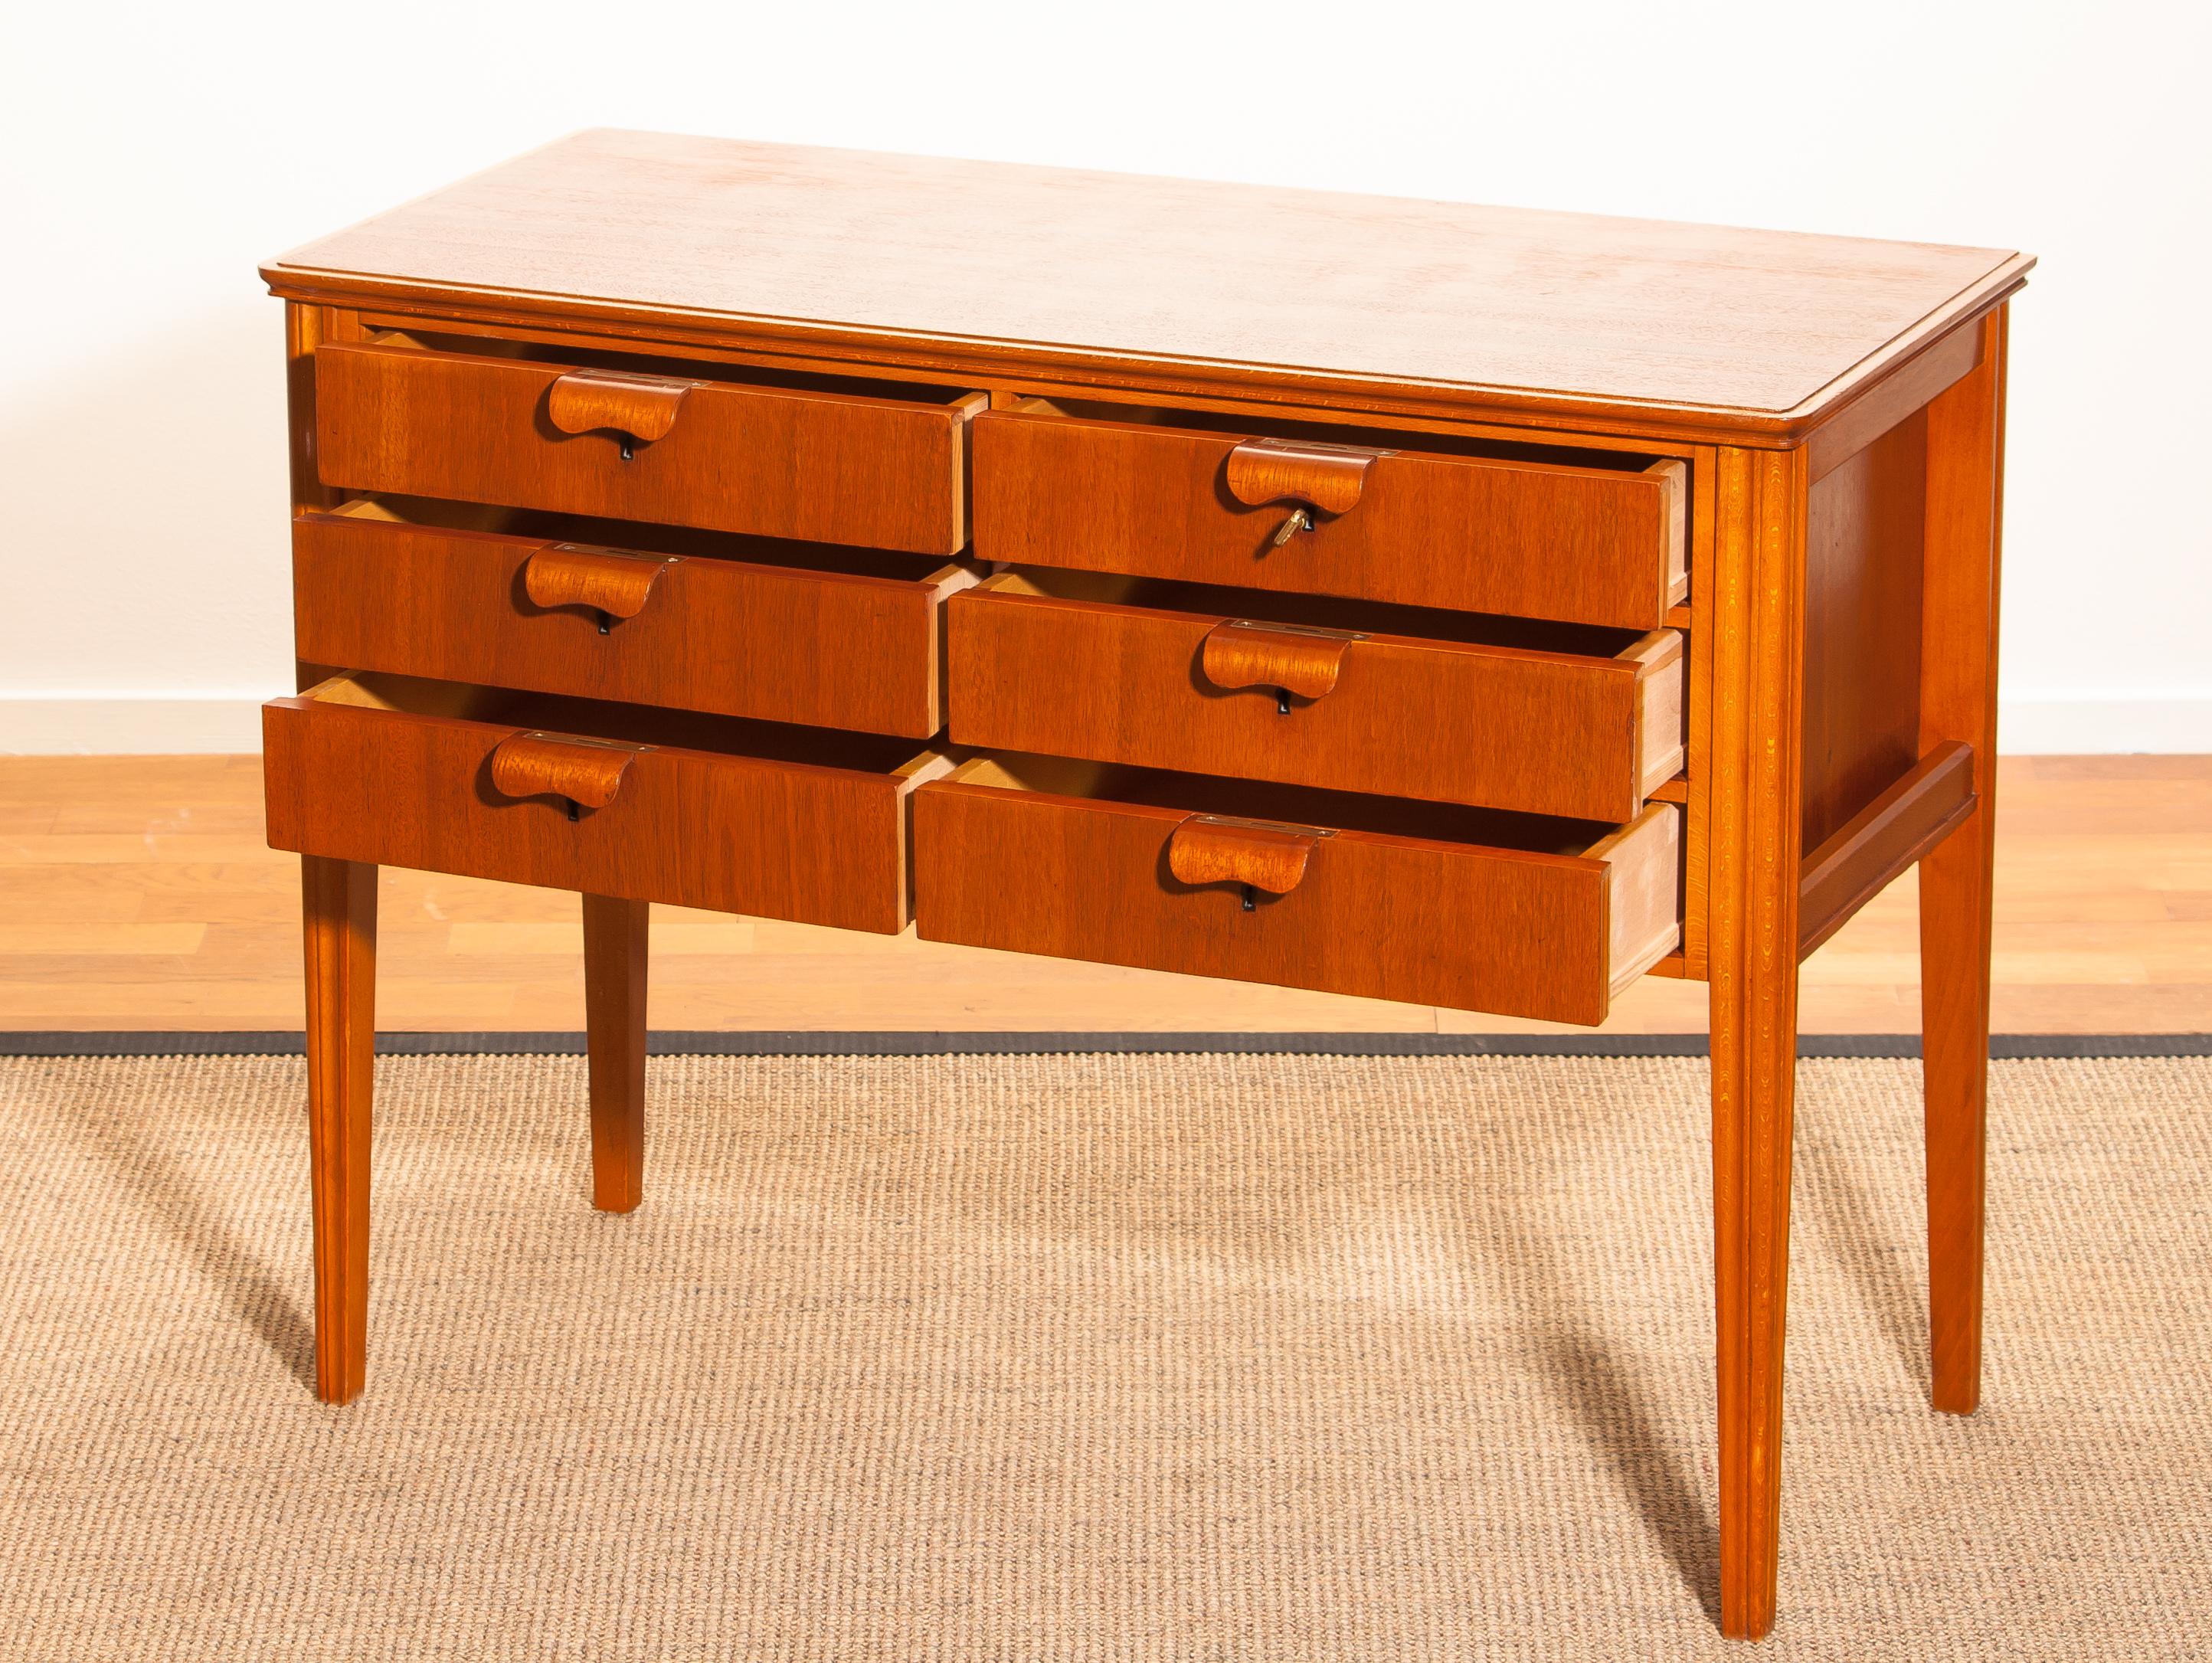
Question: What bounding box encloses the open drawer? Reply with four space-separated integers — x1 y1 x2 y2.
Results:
913 756 1683 1025
315 334 985 555
971 403 1687 630
949 570 1684 821
295 497 980 738
263 673 950 933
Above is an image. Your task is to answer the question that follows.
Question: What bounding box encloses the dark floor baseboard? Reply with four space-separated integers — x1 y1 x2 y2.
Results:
3 1031 2207 1059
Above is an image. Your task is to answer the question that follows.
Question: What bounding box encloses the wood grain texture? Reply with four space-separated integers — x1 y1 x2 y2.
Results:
1223 437 1386 513
262 677 934 935
581 892 647 1213
315 340 976 555
301 853 375 1405
293 506 967 738
915 760 1681 1026
1804 319 1982 485
286 304 365 708
1198 619 1361 701
1625 630 1690 804
973 409 1687 630
522 545 674 620
358 308 1702 457
1706 444 1808 1640
285 303 342 516
1165 816 1330 895
1917 306 2008 1417
1682 444 1720 978
545 367 693 442
489 733 640 810
1798 742 1976 960
1801 411 1927 850
948 577 1680 821
265 130 2029 437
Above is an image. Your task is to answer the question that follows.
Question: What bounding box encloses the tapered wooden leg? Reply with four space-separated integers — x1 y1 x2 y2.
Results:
303 855 376 1405
582 893 649 1213
1918 306 2007 1415
1919 828 1991 1412
1708 444 1808 1639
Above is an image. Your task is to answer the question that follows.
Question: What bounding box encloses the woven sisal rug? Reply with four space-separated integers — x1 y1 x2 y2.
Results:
2 1052 2207 1661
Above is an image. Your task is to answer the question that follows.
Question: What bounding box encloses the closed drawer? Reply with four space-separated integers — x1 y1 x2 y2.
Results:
971 406 1687 629
914 757 1683 1025
315 336 984 555
949 571 1684 821
296 498 978 738
263 673 948 933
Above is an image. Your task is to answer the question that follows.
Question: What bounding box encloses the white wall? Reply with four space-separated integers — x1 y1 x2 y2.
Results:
5 0 2206 753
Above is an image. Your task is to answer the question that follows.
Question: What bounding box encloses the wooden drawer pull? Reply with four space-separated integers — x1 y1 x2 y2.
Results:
1167 813 1337 899
489 731 647 811
1225 437 1392 517
1199 619 1366 702
546 368 695 448
524 544 679 627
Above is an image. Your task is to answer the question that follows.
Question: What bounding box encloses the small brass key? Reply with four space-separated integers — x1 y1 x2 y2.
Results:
1269 507 1314 548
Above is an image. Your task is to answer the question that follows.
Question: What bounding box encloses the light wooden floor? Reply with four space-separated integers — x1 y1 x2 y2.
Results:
1 755 2206 1033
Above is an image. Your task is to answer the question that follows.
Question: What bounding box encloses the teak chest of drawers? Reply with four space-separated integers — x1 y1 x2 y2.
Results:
260 132 2028 1639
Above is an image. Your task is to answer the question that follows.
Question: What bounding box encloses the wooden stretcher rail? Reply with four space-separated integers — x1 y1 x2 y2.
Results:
1798 741 1978 959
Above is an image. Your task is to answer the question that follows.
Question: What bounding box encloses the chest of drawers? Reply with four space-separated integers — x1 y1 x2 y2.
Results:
260 131 2027 1638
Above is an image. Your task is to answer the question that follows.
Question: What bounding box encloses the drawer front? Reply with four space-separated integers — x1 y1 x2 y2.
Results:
914 781 1682 1025
263 696 927 932
294 511 970 738
315 342 977 555
947 584 1684 821
971 411 1687 629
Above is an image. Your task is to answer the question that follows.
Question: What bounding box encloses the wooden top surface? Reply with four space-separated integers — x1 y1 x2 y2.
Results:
267 130 2030 436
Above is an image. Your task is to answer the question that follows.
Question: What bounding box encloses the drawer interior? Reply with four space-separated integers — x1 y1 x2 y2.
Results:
324 495 975 588
983 568 1657 660
305 670 945 775
371 327 982 411
944 751 1644 859
1012 394 1667 474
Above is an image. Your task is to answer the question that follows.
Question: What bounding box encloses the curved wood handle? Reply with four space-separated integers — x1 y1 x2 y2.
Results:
524 545 679 620
546 368 694 441
489 732 642 809
1167 813 1335 895
1225 437 1391 515
1199 619 1366 699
